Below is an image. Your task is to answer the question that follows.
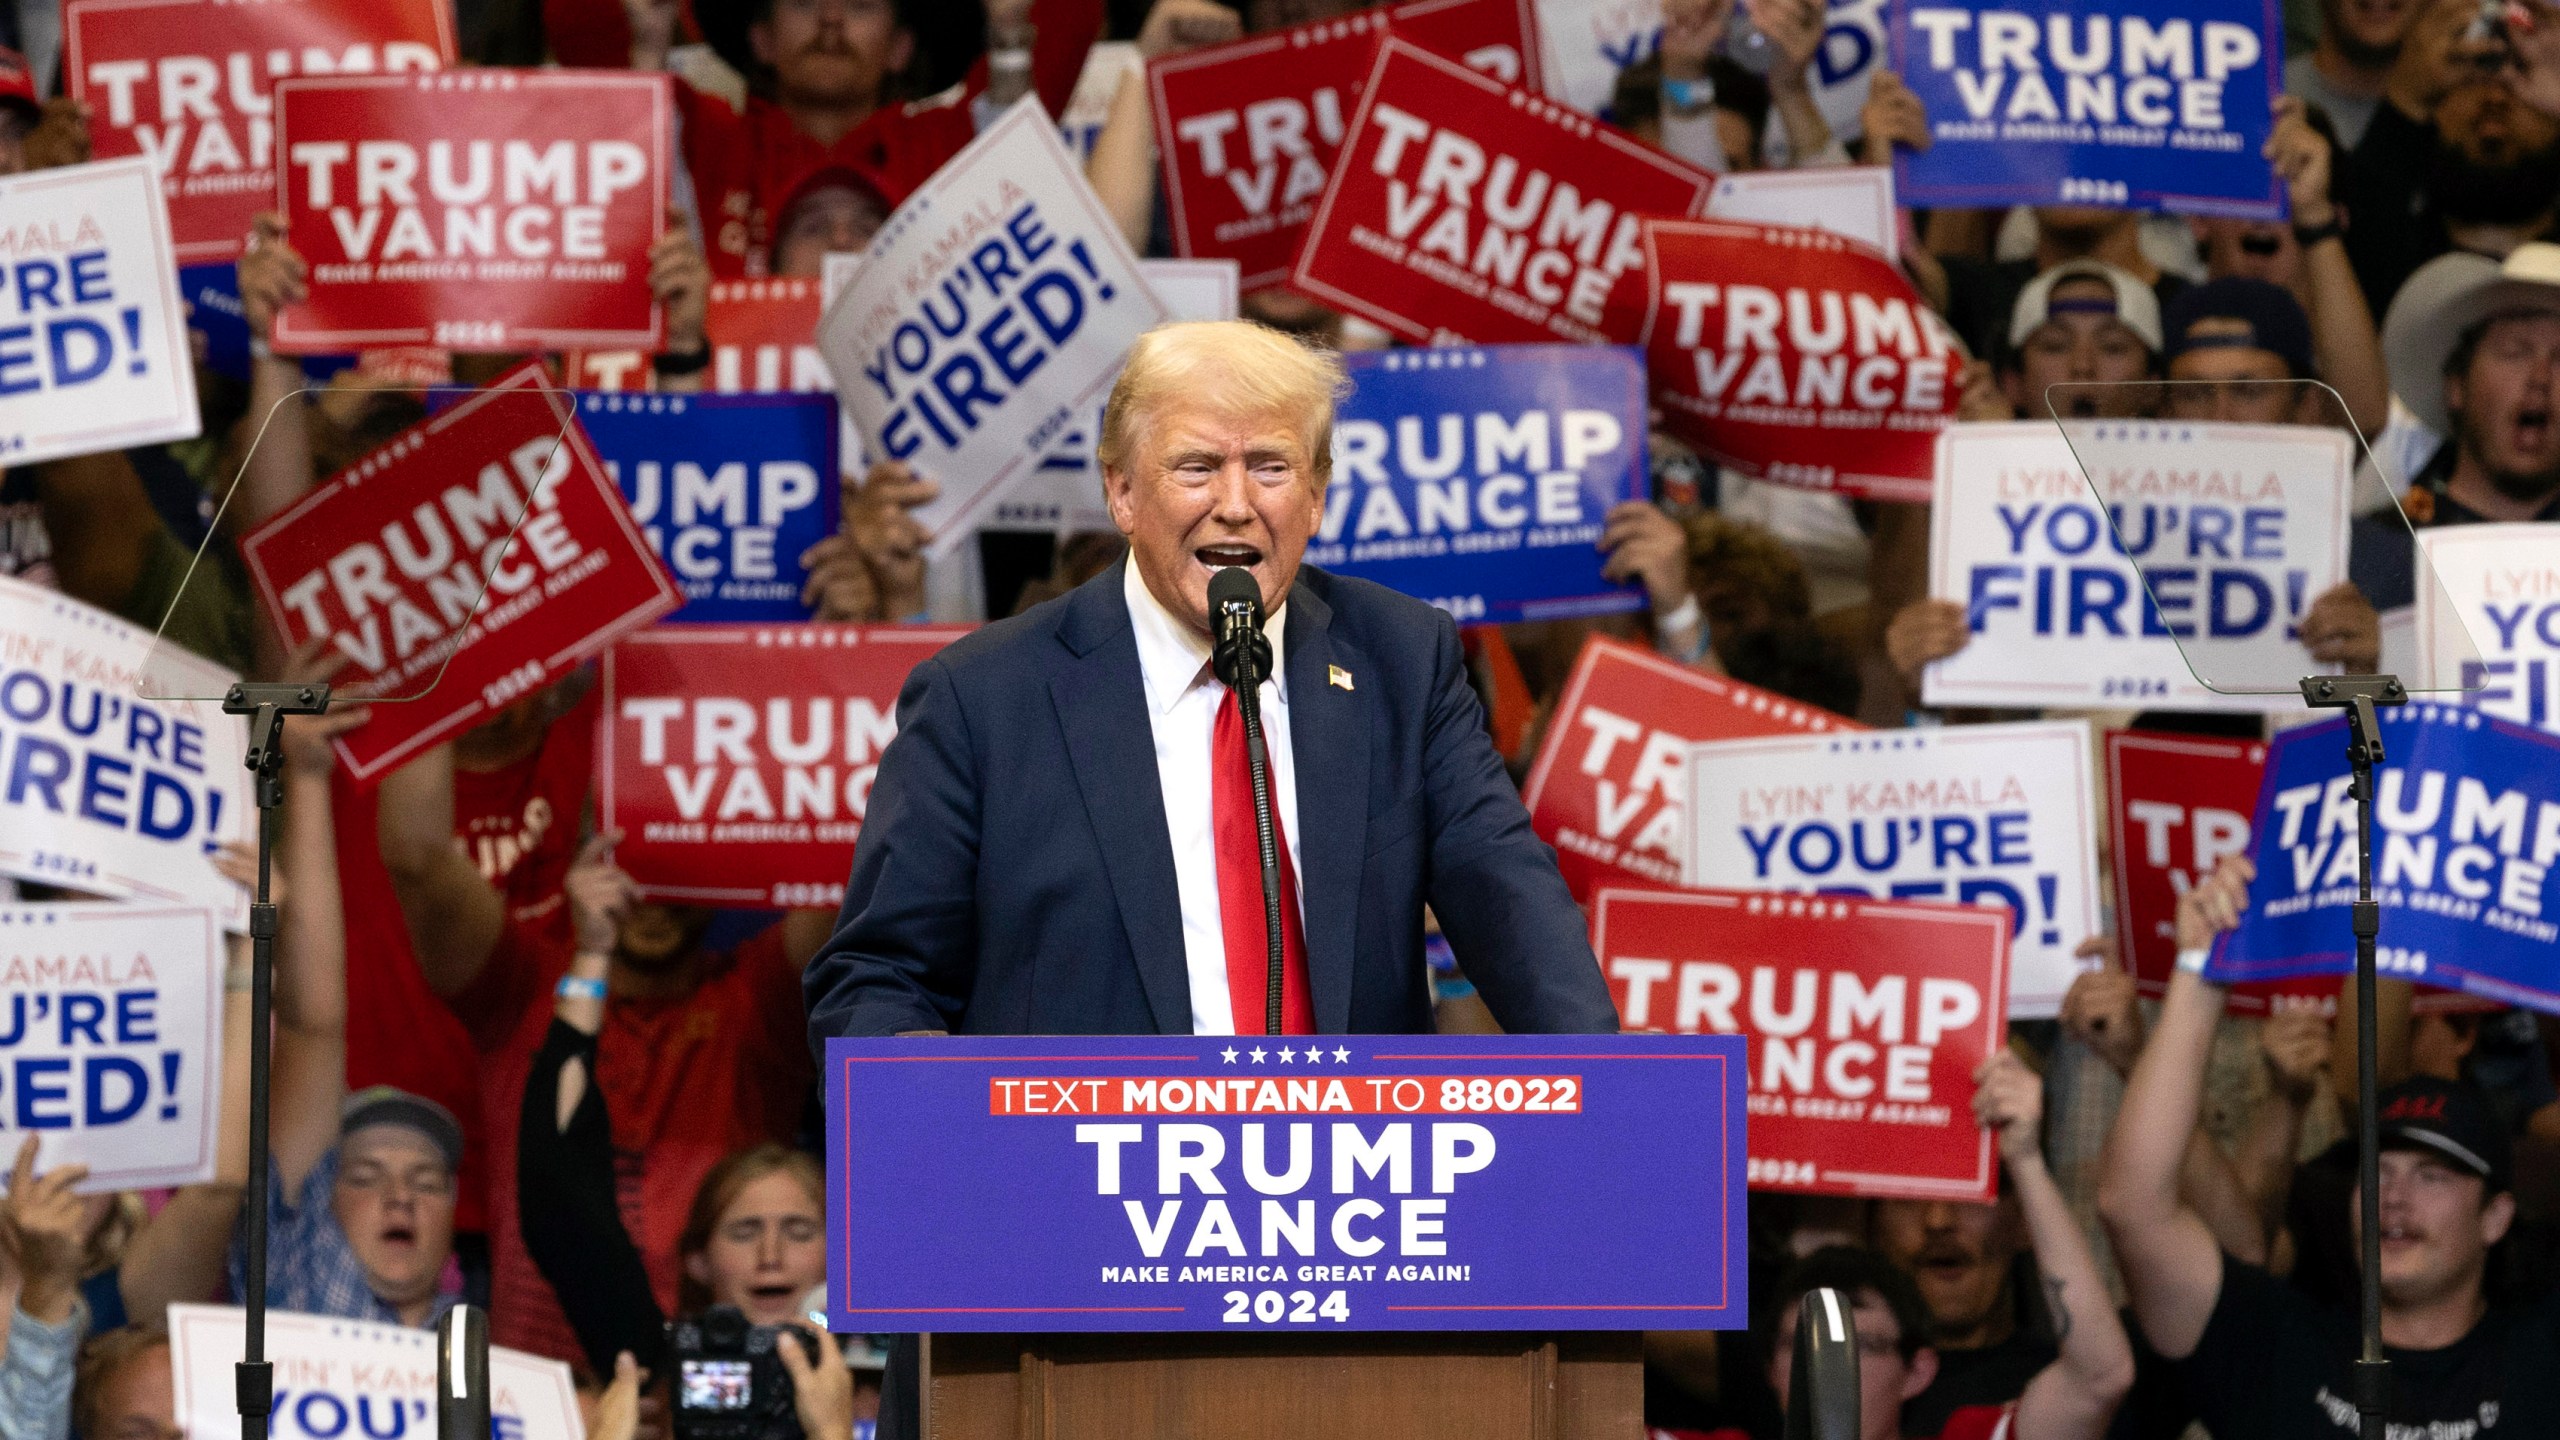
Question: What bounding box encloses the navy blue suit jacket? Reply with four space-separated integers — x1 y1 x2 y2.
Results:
803 560 1618 1041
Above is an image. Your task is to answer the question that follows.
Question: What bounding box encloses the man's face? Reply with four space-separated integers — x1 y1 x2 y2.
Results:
2167 336 2301 422
2352 1148 2512 1309
752 0 913 109
2449 311 2560 501
332 1126 457 1312
773 184 887 277
2323 0 2418 63
2007 278 2155 415
1871 1199 2021 1342
617 902 711 969
88 1343 179 1440
1767 1291 1936 1440
1104 399 1325 633
2439 78 2560 171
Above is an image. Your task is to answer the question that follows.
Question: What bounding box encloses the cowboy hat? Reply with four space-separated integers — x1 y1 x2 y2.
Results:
2382 242 2560 437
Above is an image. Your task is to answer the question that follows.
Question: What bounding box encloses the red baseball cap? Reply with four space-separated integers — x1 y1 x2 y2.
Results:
0 47 42 120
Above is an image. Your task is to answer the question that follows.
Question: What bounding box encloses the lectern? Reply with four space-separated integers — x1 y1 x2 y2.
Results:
823 1033 1750 1439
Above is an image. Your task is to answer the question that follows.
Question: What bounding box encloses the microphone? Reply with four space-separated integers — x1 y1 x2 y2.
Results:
1206 566 1284 1035
438 1304 492 1440
1786 1287 1861 1440
1209 567 1270 691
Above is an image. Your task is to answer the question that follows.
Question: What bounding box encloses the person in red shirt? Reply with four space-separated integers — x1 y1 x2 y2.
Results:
376 740 834 1366
628 0 1102 277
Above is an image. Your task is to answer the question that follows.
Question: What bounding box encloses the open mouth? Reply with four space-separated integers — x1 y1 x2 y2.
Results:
2513 406 2551 450
378 1224 418 1250
1195 543 1264 570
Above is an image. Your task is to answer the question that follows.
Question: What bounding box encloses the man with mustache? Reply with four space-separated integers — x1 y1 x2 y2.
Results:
2100 858 2560 1438
2288 0 2423 151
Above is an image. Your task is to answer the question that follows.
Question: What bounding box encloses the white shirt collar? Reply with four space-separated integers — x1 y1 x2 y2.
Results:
1124 560 1288 718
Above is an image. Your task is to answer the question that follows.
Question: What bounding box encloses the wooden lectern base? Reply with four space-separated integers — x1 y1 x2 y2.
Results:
924 1330 1642 1439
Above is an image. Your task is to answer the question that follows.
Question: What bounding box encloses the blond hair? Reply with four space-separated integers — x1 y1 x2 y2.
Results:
1096 321 1348 483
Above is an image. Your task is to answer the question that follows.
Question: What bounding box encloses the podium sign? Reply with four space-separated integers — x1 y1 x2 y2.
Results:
825 1033 1746 1332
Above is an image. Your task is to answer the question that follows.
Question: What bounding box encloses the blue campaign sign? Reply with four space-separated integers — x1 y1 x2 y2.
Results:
574 391 840 623
825 1033 1748 1332
1887 0 2285 218
2211 704 2560 1011
1306 346 1649 625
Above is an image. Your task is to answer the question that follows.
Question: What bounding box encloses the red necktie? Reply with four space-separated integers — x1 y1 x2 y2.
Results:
1212 687 1316 1035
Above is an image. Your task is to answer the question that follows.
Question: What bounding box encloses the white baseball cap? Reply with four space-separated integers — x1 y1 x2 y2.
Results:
2006 259 2164 355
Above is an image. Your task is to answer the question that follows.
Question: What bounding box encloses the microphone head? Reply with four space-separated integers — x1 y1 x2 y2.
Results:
1207 565 1262 619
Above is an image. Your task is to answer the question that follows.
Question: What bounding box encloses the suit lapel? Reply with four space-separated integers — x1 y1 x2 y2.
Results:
1050 563 1193 1034
1284 582 1371 1034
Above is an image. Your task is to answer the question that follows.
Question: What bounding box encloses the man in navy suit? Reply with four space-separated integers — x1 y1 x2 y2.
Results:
804 319 1617 1042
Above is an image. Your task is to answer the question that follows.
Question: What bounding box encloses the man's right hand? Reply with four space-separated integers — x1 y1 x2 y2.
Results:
1136 0 1242 58
846 460 940 620
1885 598 1971 688
566 832 637 956
2174 855 2256 952
3 1136 91 1324
238 212 308 341
2062 964 2147 1078
1860 71 1929 166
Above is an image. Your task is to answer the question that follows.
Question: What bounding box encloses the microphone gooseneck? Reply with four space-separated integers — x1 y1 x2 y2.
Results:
1206 566 1285 1035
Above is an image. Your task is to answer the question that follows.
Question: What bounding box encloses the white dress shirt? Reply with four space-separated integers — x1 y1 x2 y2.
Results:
1124 562 1303 1035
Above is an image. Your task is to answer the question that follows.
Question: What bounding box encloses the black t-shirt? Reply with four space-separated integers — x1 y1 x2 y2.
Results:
2178 1253 2560 1438
1905 1326 2054 1437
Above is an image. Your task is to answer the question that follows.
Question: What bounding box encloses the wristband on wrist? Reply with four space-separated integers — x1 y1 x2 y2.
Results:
2174 946 2210 975
556 975 608 1003
653 345 711 377
1661 77 1716 114
1655 595 1713 666
2292 216 2343 248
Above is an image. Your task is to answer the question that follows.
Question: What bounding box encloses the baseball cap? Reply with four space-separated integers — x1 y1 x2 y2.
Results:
2376 1076 2510 1190
0 48 40 120
2007 259 2164 355
2381 243 2560 436
2163 277 2315 378
340 1086 465 1173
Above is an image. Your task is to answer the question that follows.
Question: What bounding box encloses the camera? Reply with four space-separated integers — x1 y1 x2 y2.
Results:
669 1305 818 1440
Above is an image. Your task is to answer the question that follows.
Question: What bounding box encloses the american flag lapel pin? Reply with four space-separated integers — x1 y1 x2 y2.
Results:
1328 664 1354 691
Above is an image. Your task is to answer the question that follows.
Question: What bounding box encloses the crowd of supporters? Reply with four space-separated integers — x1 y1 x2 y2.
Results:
1 0 2558 1437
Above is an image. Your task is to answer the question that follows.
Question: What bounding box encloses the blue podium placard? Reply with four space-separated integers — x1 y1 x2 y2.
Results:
1305 346 1649 626
2211 703 2560 1011
825 1033 1748 1332
1888 0 2285 218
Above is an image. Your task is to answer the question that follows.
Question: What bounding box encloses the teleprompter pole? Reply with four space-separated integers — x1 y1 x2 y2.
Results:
220 681 332 1440
2301 673 2406 1440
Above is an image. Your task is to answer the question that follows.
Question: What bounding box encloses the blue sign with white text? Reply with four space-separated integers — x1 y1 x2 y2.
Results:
2212 705 2560 1012
574 391 839 623
1888 0 2285 218
1307 346 1650 625
824 1033 1748 1332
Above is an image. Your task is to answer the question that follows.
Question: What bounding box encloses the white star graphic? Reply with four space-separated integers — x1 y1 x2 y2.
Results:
1333 1046 1351 1063
1249 1046 1268 1063
1220 1047 1239 1064
1277 1045 1296 1062
1305 1045 1326 1064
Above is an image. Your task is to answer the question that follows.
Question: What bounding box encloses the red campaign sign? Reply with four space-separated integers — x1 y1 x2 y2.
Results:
242 363 681 784
1593 886 2009 1201
272 69 671 353
1290 38 1713 346
65 0 455 266
1147 0 1540 292
1633 218 1961 503
566 278 827 394
598 623 970 908
1519 635 1861 905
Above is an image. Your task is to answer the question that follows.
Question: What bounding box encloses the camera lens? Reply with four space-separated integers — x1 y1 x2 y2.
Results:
702 1304 749 1351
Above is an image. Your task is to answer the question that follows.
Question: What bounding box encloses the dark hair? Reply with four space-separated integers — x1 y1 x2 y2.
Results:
1722 621 1861 718
1609 53 1770 160
1767 1246 1934 1363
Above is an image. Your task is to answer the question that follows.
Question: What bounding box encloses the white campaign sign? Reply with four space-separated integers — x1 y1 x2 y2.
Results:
0 903 220 1191
2415 523 2560 734
818 96 1171 557
171 1304 585 1440
0 157 200 465
983 258 1242 535
1535 0 1886 157
1702 166 1898 259
1924 421 2352 712
0 575 248 929
1683 719 2101 1017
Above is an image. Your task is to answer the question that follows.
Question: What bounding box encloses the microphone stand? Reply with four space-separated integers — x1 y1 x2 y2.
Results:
220 680 332 1440
2301 673 2405 1440
1213 588 1284 1036
1786 1287 1859 1440
439 1304 493 1439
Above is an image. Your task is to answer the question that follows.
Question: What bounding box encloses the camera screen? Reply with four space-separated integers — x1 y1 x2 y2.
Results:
680 1359 755 1411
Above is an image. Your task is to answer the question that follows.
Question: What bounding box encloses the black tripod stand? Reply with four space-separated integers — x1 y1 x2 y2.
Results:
2301 673 2407 1440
